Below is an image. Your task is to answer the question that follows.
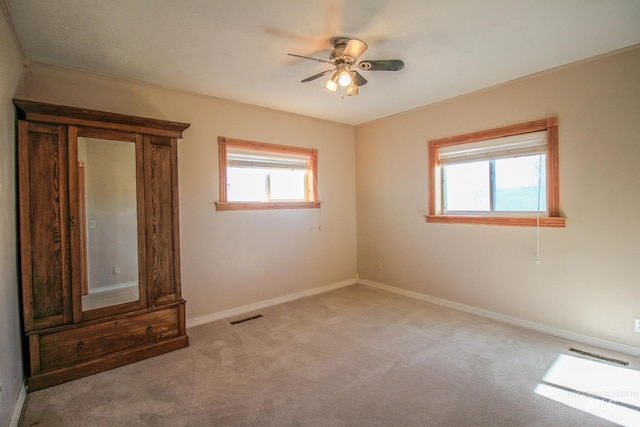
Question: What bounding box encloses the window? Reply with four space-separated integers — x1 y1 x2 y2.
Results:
427 117 565 227
216 137 320 211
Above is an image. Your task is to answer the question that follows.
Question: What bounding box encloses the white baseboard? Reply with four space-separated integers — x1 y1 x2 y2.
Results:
186 277 357 328
359 279 640 359
9 381 27 427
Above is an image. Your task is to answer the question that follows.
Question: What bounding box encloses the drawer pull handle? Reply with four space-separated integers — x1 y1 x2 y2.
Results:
77 341 84 350
146 325 153 333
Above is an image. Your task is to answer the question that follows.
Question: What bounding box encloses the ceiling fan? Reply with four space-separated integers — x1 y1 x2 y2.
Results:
288 36 404 97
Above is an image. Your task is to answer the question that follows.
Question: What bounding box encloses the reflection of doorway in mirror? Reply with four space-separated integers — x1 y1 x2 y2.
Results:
78 161 88 296
78 137 140 311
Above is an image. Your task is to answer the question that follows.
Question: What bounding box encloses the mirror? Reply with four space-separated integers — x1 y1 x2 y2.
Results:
77 137 140 311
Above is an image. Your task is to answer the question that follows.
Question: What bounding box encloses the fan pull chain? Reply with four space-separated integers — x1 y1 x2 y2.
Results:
536 155 543 265
313 174 323 231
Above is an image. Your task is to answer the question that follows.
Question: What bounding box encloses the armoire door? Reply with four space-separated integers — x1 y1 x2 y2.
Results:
18 120 73 331
144 135 182 307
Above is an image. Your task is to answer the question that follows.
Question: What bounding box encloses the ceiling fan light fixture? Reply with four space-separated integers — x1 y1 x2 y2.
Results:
346 82 359 96
336 63 353 87
325 72 339 92
338 71 353 87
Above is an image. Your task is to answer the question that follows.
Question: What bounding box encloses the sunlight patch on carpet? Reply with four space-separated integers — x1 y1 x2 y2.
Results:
535 354 640 426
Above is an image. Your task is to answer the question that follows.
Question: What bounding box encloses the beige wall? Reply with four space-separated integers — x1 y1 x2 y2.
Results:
355 47 640 348
0 11 24 427
18 64 358 320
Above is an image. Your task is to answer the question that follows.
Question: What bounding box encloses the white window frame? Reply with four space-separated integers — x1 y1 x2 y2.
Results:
216 136 320 211
426 117 565 227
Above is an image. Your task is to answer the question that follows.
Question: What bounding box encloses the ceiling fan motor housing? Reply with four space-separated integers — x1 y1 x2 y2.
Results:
330 36 366 64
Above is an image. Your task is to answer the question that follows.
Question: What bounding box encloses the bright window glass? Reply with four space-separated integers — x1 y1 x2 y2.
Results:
443 161 490 212
227 168 269 202
442 155 547 214
269 169 306 200
226 167 307 202
494 155 546 212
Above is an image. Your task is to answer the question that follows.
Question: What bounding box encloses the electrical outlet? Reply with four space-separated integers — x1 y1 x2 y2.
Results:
376 260 382 270
635 318 640 333
113 267 120 275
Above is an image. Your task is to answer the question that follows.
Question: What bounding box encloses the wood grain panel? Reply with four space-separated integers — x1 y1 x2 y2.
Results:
14 98 190 138
145 136 178 305
20 122 72 330
27 334 189 391
38 308 180 371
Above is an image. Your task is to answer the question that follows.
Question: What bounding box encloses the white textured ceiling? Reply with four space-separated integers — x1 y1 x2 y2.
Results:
6 0 640 125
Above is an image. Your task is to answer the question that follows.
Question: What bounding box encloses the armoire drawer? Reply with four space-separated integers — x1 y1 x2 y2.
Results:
38 307 180 372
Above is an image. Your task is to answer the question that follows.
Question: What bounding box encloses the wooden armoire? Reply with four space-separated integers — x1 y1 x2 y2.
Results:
15 99 190 390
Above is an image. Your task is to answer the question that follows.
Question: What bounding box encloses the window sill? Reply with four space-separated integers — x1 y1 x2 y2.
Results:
424 215 566 227
216 201 322 211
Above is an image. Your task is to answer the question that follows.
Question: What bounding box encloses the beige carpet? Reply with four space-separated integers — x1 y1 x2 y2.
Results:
19 284 640 426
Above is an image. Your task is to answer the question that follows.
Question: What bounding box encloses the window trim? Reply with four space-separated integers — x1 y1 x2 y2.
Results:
426 117 565 227
216 136 320 211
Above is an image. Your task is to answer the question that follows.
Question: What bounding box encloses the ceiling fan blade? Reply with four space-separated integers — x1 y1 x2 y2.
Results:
301 69 334 83
287 53 333 65
343 39 368 62
353 71 368 86
358 59 405 71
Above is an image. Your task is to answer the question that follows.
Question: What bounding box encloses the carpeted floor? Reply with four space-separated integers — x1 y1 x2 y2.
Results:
19 284 640 426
